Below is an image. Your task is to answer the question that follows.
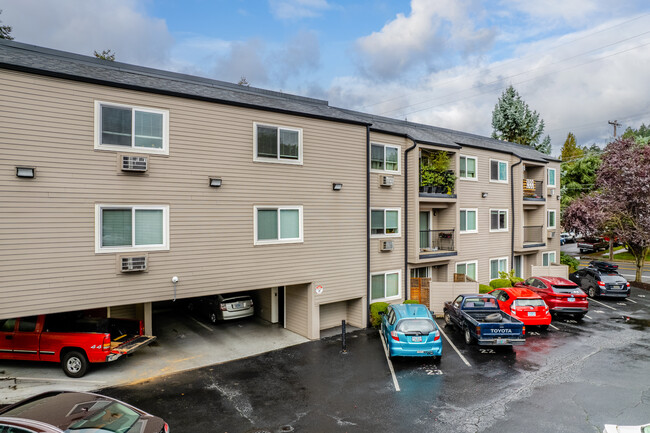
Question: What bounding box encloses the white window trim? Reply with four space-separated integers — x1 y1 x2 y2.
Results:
489 158 509 184
455 260 479 282
410 266 430 278
253 122 303 165
547 209 557 229
370 208 402 238
489 256 509 281
489 209 509 232
547 167 557 188
94 101 169 155
95 204 170 254
370 269 402 302
542 251 557 266
370 142 401 175
254 205 304 245
459 208 478 234
459 155 478 181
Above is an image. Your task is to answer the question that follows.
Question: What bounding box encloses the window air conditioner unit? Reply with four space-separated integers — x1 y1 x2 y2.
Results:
121 256 147 272
548 188 555 196
381 175 394 187
122 155 148 172
380 240 394 251
548 231 556 239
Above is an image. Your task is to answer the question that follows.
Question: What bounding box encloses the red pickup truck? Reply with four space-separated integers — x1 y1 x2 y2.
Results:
0 312 156 377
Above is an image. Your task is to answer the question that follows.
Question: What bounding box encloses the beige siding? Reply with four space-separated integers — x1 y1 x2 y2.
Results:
429 282 479 316
531 264 568 279
252 288 273 323
319 301 347 330
346 297 365 329
0 70 366 321
285 284 309 338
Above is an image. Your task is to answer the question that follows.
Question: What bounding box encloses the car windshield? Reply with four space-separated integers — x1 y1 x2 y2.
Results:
513 299 545 307
463 298 497 308
551 285 581 294
66 401 140 432
396 319 435 335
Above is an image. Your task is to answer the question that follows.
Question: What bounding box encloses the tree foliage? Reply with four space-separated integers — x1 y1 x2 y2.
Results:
560 132 583 162
237 76 250 86
563 137 650 281
491 85 551 154
93 49 115 61
0 10 13 40
560 150 601 210
622 123 650 145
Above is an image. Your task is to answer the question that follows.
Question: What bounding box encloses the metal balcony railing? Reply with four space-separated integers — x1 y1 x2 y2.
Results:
523 179 544 199
419 229 455 252
524 225 543 243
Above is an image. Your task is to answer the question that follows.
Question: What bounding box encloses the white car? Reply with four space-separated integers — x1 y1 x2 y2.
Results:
603 423 650 433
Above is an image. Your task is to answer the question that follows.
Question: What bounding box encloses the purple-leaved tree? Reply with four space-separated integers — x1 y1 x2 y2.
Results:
563 137 650 282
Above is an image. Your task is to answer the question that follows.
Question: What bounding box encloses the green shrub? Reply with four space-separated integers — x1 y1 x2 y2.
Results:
479 284 492 294
498 269 524 286
560 251 580 273
370 302 389 328
403 299 419 304
489 278 512 289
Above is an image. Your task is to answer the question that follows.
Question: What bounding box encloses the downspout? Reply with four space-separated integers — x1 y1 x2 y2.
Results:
404 136 418 299
366 125 371 327
511 157 523 271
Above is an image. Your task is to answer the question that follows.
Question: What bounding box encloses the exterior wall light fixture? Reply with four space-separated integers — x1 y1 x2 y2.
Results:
332 183 343 191
16 167 35 178
481 192 488 198
209 177 222 187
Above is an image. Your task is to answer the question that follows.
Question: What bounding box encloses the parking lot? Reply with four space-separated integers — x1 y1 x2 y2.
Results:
95 287 650 433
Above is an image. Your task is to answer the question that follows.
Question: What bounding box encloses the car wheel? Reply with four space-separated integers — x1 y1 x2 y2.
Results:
209 312 217 324
464 328 475 345
62 350 88 378
579 249 585 253
588 286 597 298
444 312 452 326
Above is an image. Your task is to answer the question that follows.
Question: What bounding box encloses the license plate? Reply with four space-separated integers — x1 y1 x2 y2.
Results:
528 312 536 316
568 297 575 302
234 302 244 309
412 336 422 342
496 338 506 344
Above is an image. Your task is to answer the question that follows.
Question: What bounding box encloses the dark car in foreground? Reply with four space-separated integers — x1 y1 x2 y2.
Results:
188 293 254 323
569 260 630 298
0 391 169 433
515 276 588 320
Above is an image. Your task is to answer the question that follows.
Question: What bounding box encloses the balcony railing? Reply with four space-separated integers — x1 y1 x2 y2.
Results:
523 225 543 243
420 229 455 252
523 179 544 200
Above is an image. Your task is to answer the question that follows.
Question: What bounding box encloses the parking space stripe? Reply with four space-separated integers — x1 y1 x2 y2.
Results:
189 315 214 332
549 324 559 330
626 298 638 304
437 326 471 368
379 330 401 392
589 298 617 310
585 315 593 319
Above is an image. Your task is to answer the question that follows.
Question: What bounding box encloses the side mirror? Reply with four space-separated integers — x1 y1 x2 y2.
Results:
378 311 385 316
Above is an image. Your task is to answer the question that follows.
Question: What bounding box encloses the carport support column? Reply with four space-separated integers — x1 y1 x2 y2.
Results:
144 302 153 336
308 283 319 339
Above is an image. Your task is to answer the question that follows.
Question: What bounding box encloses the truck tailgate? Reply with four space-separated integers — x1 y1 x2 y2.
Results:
112 335 157 354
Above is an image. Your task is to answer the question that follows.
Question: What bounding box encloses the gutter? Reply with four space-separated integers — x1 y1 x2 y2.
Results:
404 135 419 299
511 157 523 270
366 125 371 327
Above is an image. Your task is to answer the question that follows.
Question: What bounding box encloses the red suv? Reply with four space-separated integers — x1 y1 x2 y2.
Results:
515 276 588 320
489 287 552 329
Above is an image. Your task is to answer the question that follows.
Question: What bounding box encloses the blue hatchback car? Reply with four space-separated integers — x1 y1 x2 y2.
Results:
381 304 442 359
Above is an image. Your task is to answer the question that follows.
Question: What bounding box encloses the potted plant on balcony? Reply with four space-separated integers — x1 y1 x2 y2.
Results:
420 161 436 193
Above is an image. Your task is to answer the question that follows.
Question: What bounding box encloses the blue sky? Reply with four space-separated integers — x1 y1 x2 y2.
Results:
3 0 650 154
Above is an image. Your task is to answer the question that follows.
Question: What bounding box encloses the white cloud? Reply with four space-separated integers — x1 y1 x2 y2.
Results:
2 0 174 68
269 0 331 19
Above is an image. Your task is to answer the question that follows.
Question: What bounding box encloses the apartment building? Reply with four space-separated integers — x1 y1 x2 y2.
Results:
0 40 560 339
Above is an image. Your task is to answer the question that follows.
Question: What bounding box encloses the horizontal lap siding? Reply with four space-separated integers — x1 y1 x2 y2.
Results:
319 301 347 330
286 284 308 337
0 71 366 319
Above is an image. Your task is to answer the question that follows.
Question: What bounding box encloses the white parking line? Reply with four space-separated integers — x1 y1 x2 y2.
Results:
379 329 401 392
585 315 593 319
549 324 559 330
189 315 214 332
437 326 472 368
626 298 638 304
589 298 617 310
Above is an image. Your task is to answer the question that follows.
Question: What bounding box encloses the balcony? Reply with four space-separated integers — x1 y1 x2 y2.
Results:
523 179 545 202
419 150 457 200
523 225 546 248
419 229 456 259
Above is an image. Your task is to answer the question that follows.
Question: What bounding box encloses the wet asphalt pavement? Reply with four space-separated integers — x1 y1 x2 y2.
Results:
99 288 650 433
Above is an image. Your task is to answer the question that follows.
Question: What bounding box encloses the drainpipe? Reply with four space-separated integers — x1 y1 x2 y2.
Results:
366 125 371 327
404 136 418 299
511 157 523 272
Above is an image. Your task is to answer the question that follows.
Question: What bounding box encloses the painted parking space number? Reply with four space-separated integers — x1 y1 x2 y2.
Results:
479 348 496 354
426 367 443 375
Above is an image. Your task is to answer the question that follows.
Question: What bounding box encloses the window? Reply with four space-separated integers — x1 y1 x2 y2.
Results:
95 101 168 154
490 209 508 232
370 143 400 173
489 257 508 280
18 316 38 332
371 208 401 237
254 123 302 164
411 267 429 278
459 155 477 180
456 261 478 281
490 159 508 183
547 168 556 187
460 209 477 233
371 270 401 301
542 251 556 266
95 205 169 253
255 206 303 244
547 210 557 229
514 255 523 278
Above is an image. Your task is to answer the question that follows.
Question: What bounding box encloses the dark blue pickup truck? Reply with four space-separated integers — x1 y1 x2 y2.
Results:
443 294 526 346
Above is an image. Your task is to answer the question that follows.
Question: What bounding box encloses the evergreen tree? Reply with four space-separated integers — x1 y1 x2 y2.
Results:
560 132 583 162
0 10 13 40
491 85 551 154
94 49 115 61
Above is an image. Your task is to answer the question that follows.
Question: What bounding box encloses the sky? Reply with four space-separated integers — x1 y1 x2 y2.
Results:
2 0 650 155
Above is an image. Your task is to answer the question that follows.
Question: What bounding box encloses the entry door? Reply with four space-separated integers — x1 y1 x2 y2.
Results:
514 255 523 278
12 316 40 360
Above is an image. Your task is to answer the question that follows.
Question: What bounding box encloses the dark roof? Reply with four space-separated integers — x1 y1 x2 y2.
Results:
0 39 558 163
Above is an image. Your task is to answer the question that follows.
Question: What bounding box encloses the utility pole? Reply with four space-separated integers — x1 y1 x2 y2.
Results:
608 120 622 137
